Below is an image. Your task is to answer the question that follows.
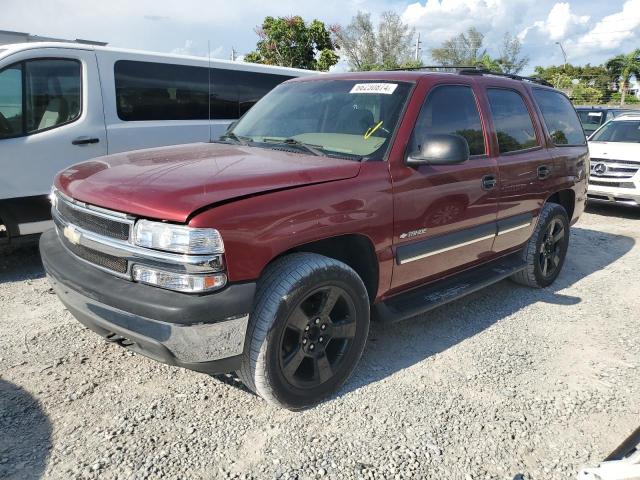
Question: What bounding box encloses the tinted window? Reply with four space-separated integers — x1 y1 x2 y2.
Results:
25 59 81 133
487 89 538 153
0 64 23 139
0 59 81 139
115 60 209 121
411 85 485 156
115 61 294 121
533 89 585 145
590 120 640 143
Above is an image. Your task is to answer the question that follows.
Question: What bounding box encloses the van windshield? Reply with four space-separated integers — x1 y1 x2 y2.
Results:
590 120 640 143
224 80 412 160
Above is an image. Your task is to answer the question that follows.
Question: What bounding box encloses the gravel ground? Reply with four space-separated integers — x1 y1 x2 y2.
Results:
1 203 639 480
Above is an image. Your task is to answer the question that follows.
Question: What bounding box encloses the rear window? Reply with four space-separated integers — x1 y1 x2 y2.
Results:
577 109 604 133
532 89 585 146
590 120 640 143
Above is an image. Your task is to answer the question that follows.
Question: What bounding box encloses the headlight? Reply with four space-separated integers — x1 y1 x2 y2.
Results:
133 220 224 255
132 265 227 293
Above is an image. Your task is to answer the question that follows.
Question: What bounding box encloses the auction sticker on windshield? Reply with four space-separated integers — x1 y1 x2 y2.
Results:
350 83 398 94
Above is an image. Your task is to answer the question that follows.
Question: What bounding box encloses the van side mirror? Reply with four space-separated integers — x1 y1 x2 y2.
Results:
406 134 470 167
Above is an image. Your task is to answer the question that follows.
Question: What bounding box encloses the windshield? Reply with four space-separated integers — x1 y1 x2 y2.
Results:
224 79 413 160
590 120 640 143
577 110 604 134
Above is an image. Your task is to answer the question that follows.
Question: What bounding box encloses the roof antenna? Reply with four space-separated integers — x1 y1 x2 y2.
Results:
207 40 212 139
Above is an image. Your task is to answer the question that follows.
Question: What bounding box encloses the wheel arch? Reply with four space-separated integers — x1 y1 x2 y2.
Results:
546 189 575 220
265 234 379 303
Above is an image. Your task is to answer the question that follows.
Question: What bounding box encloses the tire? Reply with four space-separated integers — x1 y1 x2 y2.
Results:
511 202 570 288
238 253 370 410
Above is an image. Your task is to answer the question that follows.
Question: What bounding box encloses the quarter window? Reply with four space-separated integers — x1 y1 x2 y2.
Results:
0 59 81 139
486 89 538 154
532 89 586 146
410 85 486 156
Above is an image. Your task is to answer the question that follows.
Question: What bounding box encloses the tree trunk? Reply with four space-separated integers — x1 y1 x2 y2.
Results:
621 82 627 106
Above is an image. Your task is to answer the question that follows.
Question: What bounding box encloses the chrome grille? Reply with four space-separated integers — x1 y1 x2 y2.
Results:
60 234 128 274
590 158 640 179
56 195 132 240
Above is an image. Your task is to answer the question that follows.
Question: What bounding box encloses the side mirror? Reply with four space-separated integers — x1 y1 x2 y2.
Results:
406 134 470 167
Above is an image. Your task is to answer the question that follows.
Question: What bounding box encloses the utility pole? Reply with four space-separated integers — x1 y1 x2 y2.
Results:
414 32 422 62
555 41 567 69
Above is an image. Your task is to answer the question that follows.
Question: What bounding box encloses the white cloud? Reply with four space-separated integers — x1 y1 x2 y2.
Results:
525 2 590 41
570 0 640 55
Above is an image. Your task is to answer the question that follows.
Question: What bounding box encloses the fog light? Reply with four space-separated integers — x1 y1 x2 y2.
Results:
132 265 227 293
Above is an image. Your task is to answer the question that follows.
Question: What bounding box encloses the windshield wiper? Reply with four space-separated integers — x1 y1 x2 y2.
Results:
217 132 251 146
261 137 326 157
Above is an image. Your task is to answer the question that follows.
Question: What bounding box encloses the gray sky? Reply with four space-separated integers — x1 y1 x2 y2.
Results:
2 0 639 73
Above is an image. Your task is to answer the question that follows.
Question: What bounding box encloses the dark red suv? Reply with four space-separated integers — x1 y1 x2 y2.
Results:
41 70 589 409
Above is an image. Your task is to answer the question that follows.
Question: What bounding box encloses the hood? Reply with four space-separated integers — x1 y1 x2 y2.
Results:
588 141 640 162
56 143 362 223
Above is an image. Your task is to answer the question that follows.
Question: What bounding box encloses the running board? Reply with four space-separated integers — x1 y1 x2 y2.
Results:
373 252 526 323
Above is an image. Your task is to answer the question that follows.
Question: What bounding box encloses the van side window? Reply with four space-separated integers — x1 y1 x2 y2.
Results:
410 85 486 156
486 89 538 153
115 60 209 121
115 61 294 121
0 64 23 139
532 89 586 146
0 59 80 139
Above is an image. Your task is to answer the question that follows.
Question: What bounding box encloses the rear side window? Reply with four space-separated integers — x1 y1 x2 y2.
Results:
115 60 209 121
532 89 585 146
411 85 485 156
115 60 294 121
486 89 538 154
0 59 81 139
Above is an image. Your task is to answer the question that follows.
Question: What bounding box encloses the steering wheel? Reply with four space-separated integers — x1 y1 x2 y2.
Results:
0 112 11 135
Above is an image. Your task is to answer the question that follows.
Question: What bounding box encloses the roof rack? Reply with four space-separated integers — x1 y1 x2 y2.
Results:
388 65 553 88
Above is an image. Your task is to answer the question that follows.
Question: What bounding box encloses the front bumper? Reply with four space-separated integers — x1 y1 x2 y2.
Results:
587 183 640 207
40 229 256 374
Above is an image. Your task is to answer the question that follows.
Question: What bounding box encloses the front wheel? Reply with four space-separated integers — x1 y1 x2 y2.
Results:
238 253 370 410
511 202 570 288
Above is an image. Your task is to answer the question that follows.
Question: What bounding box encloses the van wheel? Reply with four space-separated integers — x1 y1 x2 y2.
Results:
238 253 370 410
511 202 570 288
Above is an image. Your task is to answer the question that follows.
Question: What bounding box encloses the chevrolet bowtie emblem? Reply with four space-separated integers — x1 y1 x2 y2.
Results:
63 225 82 245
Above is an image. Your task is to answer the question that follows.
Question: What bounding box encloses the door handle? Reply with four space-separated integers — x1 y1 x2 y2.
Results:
537 165 551 179
72 136 100 146
482 175 497 190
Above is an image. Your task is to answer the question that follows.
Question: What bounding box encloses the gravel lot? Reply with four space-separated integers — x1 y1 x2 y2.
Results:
1 204 639 480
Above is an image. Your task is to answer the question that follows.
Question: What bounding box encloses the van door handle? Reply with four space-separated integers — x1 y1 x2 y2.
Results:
72 136 100 145
537 165 551 179
482 175 497 190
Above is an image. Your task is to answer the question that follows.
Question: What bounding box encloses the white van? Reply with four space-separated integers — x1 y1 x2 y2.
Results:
0 42 315 246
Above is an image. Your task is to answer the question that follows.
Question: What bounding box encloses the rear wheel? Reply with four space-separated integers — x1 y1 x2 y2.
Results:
238 253 370 410
511 202 570 288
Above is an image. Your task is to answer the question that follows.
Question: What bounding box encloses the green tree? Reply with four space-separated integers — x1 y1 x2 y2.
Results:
534 64 614 103
497 32 528 74
571 83 603 104
605 49 640 105
244 16 339 71
430 27 486 66
335 11 415 71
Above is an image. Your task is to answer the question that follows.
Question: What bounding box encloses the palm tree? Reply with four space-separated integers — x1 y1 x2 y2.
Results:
605 49 640 106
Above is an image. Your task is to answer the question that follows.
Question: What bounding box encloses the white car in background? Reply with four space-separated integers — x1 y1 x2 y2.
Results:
587 113 640 207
